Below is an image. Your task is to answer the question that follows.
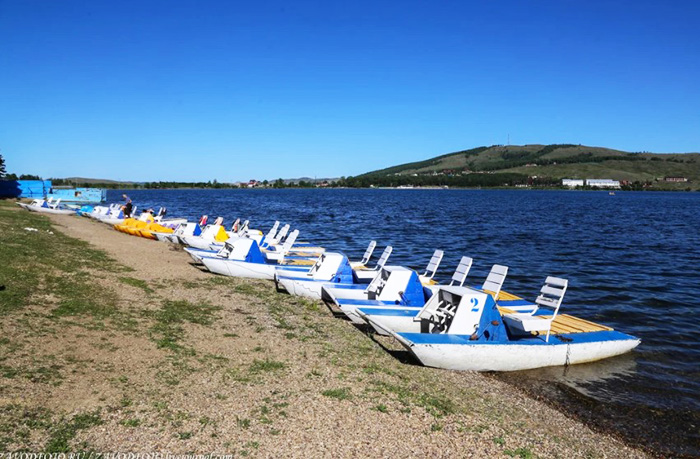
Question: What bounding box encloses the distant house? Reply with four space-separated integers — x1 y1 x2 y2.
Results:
586 179 621 189
247 179 259 188
562 179 584 187
664 176 688 182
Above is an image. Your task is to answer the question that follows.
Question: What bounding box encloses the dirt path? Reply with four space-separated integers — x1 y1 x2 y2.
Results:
0 207 648 457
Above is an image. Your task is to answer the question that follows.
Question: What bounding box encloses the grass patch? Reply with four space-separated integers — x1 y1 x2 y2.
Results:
118 276 154 293
120 418 142 427
373 404 388 413
45 410 103 452
0 202 125 318
150 300 221 353
249 359 286 374
321 388 352 401
505 448 534 459
48 273 118 320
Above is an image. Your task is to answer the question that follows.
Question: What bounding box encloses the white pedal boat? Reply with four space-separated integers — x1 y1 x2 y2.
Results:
19 198 75 215
179 217 229 249
274 252 355 299
381 279 640 372
189 230 315 280
359 260 508 336
321 266 432 324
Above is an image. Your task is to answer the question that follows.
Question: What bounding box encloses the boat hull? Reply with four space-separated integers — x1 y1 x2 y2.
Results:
392 332 641 372
200 257 276 280
24 205 75 215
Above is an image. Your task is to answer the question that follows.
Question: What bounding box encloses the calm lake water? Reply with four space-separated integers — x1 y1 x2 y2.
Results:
109 188 700 456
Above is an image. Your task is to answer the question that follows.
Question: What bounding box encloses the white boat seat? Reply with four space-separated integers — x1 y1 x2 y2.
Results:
360 240 377 265
374 246 392 270
449 256 473 286
503 276 568 342
421 249 444 281
264 221 280 240
481 264 508 300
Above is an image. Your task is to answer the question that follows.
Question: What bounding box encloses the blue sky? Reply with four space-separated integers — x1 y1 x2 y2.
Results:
1 0 698 182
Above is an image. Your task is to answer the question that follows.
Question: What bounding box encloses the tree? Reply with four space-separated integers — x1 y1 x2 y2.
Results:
0 154 5 178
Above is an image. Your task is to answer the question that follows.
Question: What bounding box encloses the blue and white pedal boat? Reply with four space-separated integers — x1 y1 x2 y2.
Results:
19 198 76 215
385 278 640 372
192 231 316 280
359 261 508 336
274 252 355 299
321 266 432 324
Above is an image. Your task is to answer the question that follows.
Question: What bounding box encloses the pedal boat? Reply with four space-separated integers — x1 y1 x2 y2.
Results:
379 279 640 372
321 266 433 324
188 230 316 280
274 252 355 299
19 198 76 215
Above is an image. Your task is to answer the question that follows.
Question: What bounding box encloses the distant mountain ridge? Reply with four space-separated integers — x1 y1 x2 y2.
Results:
356 144 700 189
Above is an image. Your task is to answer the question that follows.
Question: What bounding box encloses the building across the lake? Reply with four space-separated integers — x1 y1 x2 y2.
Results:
586 179 621 189
562 179 584 187
664 176 688 182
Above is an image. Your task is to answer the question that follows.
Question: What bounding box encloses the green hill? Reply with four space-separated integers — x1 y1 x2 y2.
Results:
350 144 700 190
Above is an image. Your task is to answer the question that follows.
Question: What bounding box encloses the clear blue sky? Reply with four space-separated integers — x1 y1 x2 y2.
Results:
1 0 698 182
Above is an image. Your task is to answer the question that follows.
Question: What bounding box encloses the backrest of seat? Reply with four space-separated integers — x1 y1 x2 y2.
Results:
481 264 508 299
423 249 444 279
535 276 568 316
375 246 392 269
365 268 390 297
266 221 280 239
280 230 299 254
274 224 290 244
360 240 377 265
214 216 224 226
450 256 473 286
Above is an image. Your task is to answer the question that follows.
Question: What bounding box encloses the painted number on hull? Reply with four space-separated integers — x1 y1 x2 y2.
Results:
470 297 480 312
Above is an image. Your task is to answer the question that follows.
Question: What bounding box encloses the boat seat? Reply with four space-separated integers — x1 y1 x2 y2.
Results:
360 240 377 265
449 256 473 286
419 249 444 283
481 264 508 300
503 276 568 342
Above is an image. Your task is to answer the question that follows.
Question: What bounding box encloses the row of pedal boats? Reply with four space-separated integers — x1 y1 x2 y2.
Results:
23 200 642 372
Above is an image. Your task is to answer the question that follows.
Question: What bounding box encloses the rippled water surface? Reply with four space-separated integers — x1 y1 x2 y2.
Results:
109 188 700 455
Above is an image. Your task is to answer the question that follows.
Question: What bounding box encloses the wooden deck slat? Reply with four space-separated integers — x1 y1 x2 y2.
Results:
497 309 614 334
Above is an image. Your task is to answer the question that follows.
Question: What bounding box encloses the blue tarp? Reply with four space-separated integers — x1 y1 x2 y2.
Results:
0 180 22 198
0 180 52 198
0 180 50 198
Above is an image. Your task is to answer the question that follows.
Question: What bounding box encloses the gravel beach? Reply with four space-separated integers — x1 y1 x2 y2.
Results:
0 204 649 457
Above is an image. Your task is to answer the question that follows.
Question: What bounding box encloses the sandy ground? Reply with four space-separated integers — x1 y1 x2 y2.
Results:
1 209 649 457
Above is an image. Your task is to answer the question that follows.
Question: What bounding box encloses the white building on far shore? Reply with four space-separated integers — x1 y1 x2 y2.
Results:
562 179 584 187
586 179 621 189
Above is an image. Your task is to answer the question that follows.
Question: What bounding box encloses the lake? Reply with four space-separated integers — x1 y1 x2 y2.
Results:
108 188 700 456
